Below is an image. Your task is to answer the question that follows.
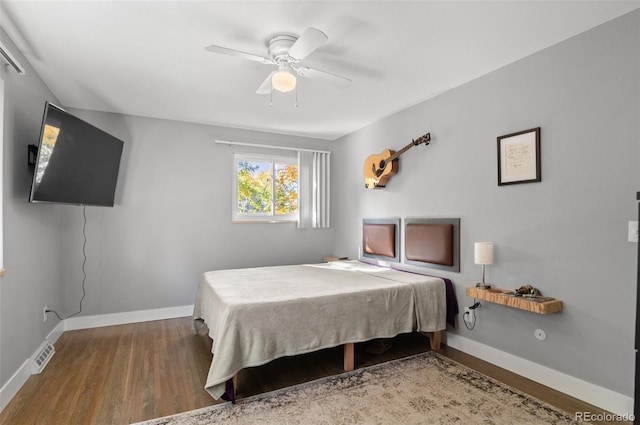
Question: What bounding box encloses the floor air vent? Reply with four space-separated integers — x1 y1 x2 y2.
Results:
31 341 55 374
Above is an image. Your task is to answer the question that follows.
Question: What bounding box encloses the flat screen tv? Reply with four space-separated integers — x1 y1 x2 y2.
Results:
28 102 124 207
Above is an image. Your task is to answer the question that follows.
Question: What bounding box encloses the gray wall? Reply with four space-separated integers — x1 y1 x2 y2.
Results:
0 29 65 389
332 11 639 397
59 111 335 315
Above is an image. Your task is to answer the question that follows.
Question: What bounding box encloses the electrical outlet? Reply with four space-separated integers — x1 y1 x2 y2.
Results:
629 221 639 243
43 306 48 322
464 307 475 323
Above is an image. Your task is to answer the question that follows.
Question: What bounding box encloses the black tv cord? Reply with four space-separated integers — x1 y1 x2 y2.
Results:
46 205 87 321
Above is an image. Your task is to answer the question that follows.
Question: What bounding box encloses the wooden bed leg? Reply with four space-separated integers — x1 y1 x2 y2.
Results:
428 331 441 351
344 343 355 371
232 374 238 397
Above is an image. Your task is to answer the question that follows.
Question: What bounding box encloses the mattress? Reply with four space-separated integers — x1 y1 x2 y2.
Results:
192 260 447 399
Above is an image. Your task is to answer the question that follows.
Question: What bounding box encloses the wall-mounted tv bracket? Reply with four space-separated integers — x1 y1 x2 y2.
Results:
28 145 38 170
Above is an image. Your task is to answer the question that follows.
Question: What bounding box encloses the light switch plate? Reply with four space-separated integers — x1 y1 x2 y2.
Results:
629 221 638 243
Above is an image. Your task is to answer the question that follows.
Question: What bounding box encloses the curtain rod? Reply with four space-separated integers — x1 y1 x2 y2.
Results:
214 139 331 155
0 41 25 75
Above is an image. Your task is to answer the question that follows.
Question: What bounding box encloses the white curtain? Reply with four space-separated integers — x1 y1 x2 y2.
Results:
298 151 330 228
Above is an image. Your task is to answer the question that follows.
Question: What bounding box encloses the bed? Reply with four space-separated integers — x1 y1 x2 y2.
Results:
192 218 459 402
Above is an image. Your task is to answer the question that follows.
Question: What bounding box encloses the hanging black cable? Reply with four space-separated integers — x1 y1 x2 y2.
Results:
46 205 87 320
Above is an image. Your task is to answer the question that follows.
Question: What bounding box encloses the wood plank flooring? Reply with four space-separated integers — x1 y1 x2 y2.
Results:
0 317 627 424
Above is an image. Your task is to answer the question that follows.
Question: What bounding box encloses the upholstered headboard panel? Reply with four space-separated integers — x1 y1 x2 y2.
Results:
405 224 453 265
404 218 460 272
362 218 400 262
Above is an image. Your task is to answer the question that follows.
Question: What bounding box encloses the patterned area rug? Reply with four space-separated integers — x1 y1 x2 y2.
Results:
132 352 585 425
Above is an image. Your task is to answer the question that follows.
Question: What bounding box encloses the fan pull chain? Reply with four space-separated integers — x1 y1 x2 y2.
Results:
295 86 299 108
270 84 274 107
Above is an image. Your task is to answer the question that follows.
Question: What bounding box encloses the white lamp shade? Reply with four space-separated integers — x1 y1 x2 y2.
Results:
271 70 297 92
474 242 494 265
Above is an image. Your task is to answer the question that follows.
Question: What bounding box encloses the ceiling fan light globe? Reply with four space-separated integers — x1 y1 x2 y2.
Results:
271 71 296 93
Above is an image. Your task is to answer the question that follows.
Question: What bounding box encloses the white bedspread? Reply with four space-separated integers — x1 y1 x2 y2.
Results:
192 260 446 399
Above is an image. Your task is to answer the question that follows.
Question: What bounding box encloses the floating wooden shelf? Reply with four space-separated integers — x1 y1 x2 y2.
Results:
466 287 562 314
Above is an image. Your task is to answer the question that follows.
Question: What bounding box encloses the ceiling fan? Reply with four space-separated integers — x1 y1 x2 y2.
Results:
205 27 352 94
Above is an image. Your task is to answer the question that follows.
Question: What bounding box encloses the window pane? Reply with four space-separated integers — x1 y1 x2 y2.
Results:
236 160 273 215
275 163 298 215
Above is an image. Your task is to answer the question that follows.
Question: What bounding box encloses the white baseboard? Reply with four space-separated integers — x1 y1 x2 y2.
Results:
64 304 194 331
1 319 65 413
47 321 65 345
445 333 634 416
0 304 194 414
0 359 30 413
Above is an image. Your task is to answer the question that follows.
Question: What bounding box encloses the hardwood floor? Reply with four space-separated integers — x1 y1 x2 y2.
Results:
0 317 627 424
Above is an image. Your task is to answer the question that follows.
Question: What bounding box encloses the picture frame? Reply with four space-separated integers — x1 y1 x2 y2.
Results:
497 127 541 186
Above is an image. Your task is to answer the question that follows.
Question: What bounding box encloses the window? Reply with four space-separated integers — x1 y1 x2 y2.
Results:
233 153 298 222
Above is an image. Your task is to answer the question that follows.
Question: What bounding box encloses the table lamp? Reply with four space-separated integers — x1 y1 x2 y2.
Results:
474 242 494 289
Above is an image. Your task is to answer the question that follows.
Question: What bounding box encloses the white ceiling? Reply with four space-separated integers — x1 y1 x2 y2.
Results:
1 1 639 140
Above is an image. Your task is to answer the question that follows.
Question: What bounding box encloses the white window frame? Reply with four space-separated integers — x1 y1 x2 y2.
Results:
232 153 298 223
0 76 4 275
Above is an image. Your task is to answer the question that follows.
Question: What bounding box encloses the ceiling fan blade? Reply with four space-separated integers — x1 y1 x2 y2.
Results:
287 28 328 61
204 44 273 64
296 66 352 88
256 72 275 94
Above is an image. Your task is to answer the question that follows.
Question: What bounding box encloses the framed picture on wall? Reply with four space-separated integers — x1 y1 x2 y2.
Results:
497 127 541 186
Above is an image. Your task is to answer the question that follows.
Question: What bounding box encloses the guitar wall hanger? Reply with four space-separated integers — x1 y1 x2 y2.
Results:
363 133 431 189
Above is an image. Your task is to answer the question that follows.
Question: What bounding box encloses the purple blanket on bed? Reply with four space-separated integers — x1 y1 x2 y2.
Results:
443 278 458 328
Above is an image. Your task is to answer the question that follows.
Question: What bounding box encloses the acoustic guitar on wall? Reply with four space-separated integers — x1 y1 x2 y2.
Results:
363 133 431 189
